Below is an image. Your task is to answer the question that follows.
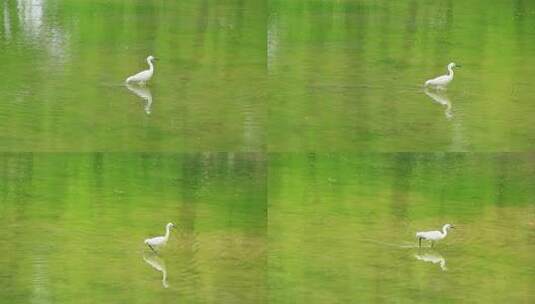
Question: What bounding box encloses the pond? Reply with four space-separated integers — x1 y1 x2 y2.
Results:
0 0 266 152
268 0 535 151
269 153 534 303
1 153 533 303
1 0 534 303
0 153 266 303
3 1 534 152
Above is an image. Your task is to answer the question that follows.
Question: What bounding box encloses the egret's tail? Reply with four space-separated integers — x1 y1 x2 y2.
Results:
416 232 423 238
126 76 132 83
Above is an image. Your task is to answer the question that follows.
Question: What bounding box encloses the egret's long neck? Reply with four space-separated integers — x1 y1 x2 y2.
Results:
164 226 171 241
442 226 449 237
448 66 454 78
147 59 154 72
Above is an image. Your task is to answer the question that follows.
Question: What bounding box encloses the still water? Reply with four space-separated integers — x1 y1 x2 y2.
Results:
269 153 535 303
268 0 535 151
0 0 266 151
1 0 534 303
2 153 532 303
1 0 534 152
0 153 266 303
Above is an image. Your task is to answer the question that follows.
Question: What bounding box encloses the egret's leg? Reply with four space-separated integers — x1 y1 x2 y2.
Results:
431 241 434 248
148 244 157 254
418 238 422 248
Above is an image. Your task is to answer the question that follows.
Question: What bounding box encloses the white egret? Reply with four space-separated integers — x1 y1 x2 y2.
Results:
145 223 175 253
416 224 454 248
125 55 157 85
424 63 460 90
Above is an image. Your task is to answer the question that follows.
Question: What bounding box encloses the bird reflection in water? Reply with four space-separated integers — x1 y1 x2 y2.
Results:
414 250 448 271
424 88 453 120
143 252 169 288
126 83 153 115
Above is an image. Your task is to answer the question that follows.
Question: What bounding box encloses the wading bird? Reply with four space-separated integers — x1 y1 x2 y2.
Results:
145 223 175 253
126 55 157 85
416 224 454 248
424 63 460 90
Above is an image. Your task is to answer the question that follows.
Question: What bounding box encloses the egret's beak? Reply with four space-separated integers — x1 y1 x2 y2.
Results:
456 65 461 68
451 226 455 229
153 57 159 61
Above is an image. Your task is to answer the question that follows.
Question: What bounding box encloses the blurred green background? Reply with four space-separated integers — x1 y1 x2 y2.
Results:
268 0 535 151
0 153 266 303
0 0 266 151
1 0 534 303
269 153 534 303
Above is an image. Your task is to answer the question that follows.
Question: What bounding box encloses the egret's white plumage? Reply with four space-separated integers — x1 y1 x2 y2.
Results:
416 224 454 248
424 63 459 89
126 55 157 85
144 223 175 253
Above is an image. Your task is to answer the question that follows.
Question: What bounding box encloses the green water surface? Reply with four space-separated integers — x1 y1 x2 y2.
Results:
1 0 534 303
1 0 535 151
268 0 535 151
0 153 266 303
269 153 534 303
0 0 266 151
